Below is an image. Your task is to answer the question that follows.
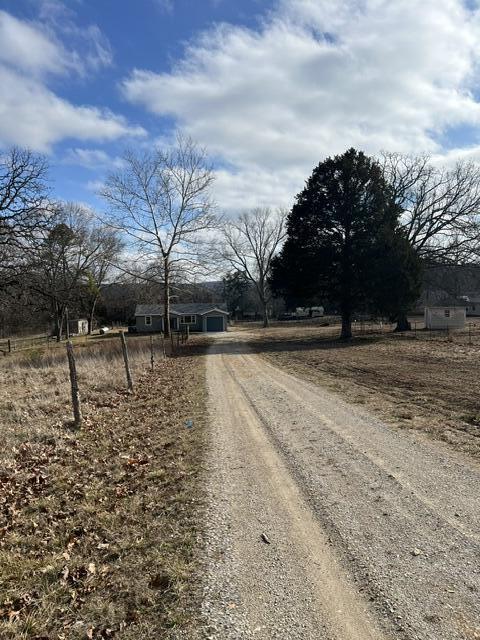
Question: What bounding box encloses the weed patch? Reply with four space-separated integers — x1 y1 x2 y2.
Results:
0 340 207 639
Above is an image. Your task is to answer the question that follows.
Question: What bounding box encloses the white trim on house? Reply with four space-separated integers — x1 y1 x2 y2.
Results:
145 315 152 326
198 307 229 316
180 314 196 325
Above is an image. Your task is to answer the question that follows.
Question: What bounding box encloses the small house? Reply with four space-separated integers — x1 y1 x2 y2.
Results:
134 303 228 333
424 306 466 330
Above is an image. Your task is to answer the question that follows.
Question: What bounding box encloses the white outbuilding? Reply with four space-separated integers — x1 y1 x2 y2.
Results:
424 306 466 330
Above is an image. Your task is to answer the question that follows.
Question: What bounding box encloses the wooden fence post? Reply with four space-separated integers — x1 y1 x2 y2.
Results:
66 341 82 428
7 339 11 354
120 331 134 392
150 335 154 371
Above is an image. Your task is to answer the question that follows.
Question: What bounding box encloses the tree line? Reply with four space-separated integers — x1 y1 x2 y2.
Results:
2 140 480 340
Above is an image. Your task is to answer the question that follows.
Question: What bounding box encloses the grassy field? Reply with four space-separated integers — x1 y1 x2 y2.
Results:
0 334 208 639
246 322 480 460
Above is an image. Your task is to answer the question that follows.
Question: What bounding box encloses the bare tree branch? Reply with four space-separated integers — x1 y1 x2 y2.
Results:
381 152 480 263
100 134 217 335
220 207 287 327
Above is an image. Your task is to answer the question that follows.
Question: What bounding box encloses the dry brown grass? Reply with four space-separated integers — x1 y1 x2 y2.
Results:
0 334 208 639
245 323 480 459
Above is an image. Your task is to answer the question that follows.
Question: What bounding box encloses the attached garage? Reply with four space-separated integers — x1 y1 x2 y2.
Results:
206 315 225 332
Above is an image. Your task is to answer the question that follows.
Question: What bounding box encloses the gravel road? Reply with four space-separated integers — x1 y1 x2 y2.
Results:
199 334 480 640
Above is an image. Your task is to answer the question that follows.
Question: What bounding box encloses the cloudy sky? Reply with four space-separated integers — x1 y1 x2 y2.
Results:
2 0 480 213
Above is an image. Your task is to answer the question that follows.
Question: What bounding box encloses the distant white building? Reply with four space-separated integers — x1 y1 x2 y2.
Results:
424 306 466 330
458 295 480 316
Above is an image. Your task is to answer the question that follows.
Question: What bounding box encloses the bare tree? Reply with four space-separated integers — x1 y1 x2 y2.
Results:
221 207 286 327
82 227 122 334
101 135 217 335
382 152 480 261
29 203 119 341
381 152 480 329
0 147 52 287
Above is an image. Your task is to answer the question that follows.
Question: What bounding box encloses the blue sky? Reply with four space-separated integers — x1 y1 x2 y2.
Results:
0 0 276 208
2 0 480 213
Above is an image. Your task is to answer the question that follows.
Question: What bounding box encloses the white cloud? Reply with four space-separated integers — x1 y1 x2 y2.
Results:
0 66 145 151
0 10 66 76
0 10 143 151
36 1 113 76
64 147 125 170
155 0 174 14
85 179 106 193
0 8 112 78
122 0 480 211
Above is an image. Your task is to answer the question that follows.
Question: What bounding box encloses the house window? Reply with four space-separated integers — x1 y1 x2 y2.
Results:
444 309 450 318
145 316 152 326
180 315 196 325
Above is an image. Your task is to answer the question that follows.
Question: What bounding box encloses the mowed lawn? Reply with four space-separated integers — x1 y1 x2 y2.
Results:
0 335 208 639
246 323 480 459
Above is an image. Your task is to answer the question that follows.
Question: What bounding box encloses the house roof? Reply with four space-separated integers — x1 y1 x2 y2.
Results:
135 302 228 316
432 296 467 308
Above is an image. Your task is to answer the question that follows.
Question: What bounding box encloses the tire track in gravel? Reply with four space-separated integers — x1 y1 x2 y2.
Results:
202 343 390 640
239 352 480 545
202 336 480 640
202 340 480 640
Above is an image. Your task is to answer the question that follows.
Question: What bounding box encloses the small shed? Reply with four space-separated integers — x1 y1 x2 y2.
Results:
424 306 466 330
68 318 89 335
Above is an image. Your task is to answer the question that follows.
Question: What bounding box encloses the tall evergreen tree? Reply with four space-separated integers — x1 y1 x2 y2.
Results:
270 149 420 339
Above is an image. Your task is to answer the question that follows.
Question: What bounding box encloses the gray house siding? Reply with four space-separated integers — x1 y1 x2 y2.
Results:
136 315 163 332
135 315 183 332
178 313 202 332
135 303 228 333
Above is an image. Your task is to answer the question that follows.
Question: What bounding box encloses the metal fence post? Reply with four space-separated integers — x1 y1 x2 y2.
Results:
66 341 82 428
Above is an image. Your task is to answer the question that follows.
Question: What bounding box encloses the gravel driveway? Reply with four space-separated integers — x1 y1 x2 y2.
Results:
199 333 480 640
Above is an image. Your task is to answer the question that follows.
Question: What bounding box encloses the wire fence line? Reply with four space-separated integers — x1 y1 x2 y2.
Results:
0 328 192 428
254 315 480 345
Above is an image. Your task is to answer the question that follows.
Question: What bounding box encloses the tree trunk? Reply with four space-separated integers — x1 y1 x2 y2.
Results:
163 258 171 337
54 314 61 343
262 301 269 328
88 296 98 335
394 313 411 332
55 303 64 342
65 307 70 341
340 312 352 339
